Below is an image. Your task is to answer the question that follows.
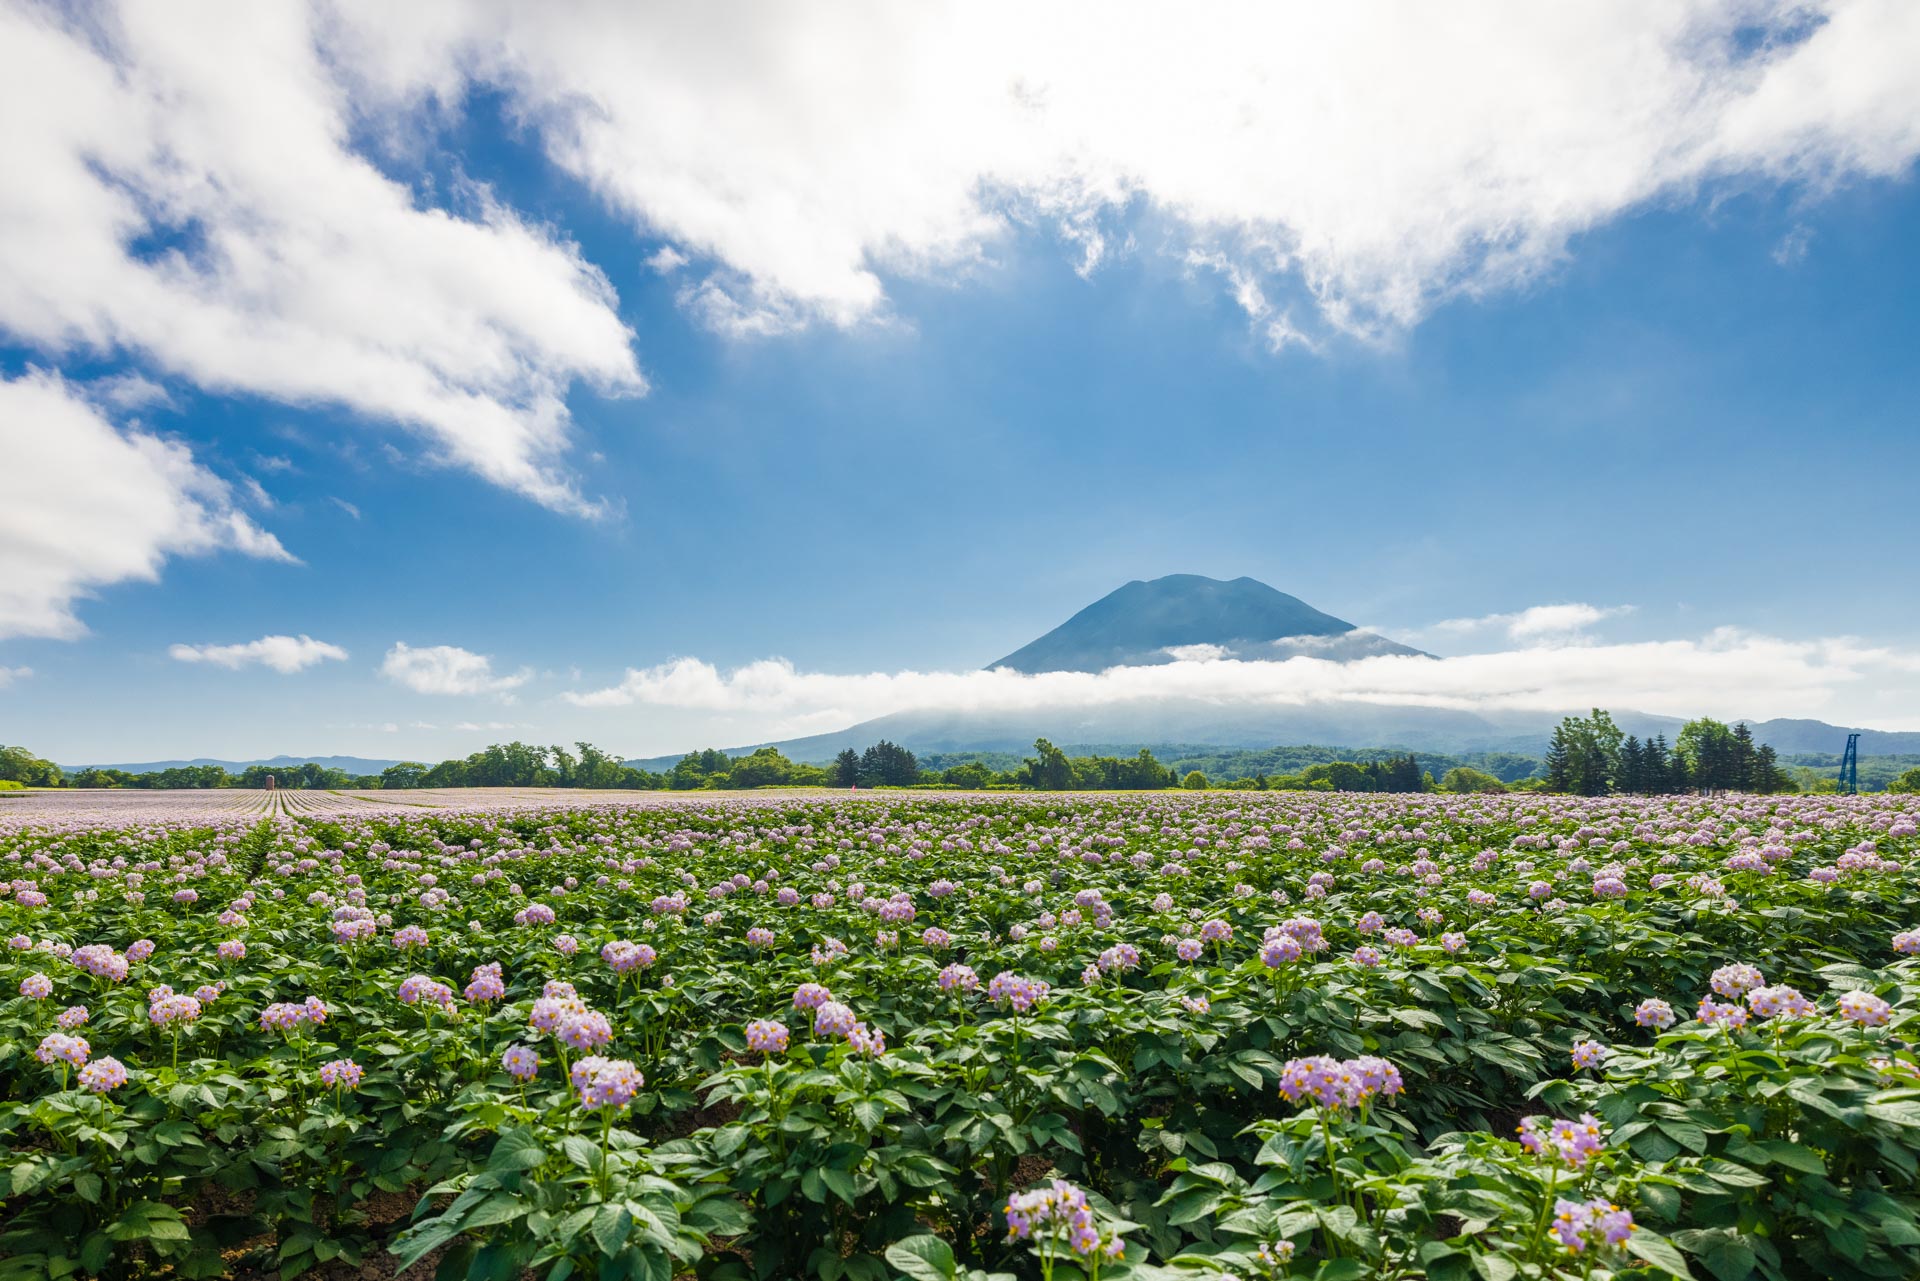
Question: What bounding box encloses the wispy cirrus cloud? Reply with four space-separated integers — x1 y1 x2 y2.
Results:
169 634 347 673
1429 602 1634 643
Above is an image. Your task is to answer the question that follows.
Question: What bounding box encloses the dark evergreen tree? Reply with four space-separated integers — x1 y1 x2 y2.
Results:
1620 736 1644 794
1643 735 1670 793
1544 724 1574 793
1732 722 1757 791
831 749 860 788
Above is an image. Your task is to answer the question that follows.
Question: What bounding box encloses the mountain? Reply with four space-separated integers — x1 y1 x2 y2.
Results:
1741 720 1920 755
627 574 1920 768
62 754 403 775
988 574 1424 672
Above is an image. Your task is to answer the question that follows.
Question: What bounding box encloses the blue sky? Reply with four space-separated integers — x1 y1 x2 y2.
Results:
4 2 1920 763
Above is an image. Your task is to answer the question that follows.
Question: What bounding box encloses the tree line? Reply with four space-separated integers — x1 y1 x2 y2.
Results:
12 724 1911 796
1542 711 1794 795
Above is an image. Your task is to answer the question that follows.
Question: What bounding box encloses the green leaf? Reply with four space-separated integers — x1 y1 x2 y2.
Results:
885 1235 957 1281
1161 1187 1226 1226
1313 1261 1368 1281
1758 1139 1825 1174
820 1166 858 1206
486 1129 546 1174
462 1194 528 1231
1626 1230 1697 1279
592 1205 632 1257
1472 1254 1518 1281
80 1233 112 1275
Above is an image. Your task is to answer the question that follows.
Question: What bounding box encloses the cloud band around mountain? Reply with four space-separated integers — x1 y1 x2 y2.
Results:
563 628 1920 734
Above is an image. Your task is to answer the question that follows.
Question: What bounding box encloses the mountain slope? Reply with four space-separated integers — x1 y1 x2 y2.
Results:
988 574 1423 672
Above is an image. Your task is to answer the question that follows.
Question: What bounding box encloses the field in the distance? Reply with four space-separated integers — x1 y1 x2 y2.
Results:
2 791 1917 1281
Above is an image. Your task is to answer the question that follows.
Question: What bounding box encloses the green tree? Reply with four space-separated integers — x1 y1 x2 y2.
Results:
1022 738 1074 791
858 741 919 787
0 745 64 788
831 749 861 788
940 761 995 789
1181 770 1208 790
1441 766 1506 793
1887 767 1920 795
1678 718 1738 792
381 761 430 789
728 747 795 789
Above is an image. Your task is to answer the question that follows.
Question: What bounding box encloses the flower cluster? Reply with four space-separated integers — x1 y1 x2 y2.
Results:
1004 1179 1125 1263
397 974 455 1009
1551 1198 1634 1253
570 1056 644 1109
36 1031 90 1068
502 1044 540 1080
745 1018 790 1053
1517 1114 1608 1168
1277 1055 1404 1110
319 1058 363 1090
79 1056 127 1093
987 971 1049 1012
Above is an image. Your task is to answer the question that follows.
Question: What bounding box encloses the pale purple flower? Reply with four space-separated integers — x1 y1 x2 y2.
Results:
1518 1114 1608 1168
79 1056 127 1093
938 963 979 992
36 1031 90 1068
1839 990 1893 1027
502 1044 540 1080
1551 1199 1634 1253
745 1019 790 1053
1634 998 1675 1029
814 1001 857 1037
319 1058 363 1091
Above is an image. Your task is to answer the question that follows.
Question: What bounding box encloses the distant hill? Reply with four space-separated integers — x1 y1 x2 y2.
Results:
988 574 1424 672
62 754 403 775
1739 720 1920 755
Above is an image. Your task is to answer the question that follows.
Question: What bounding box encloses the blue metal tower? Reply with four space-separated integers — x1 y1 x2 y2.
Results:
1838 733 1860 795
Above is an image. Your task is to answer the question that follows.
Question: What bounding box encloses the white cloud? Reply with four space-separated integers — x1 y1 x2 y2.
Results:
2 0 1912 482
168 634 348 673
1432 603 1633 642
329 0 1920 342
329 497 362 520
0 370 294 641
0 666 31 688
0 1 642 515
562 628 1920 733
86 372 174 411
1163 644 1231 662
381 643 530 697
646 246 689 274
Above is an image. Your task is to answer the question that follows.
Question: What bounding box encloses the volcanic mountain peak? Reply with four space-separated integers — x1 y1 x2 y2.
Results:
987 574 1424 673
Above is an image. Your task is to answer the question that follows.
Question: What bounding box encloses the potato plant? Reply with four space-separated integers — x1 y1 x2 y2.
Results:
1 790 1916 1281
